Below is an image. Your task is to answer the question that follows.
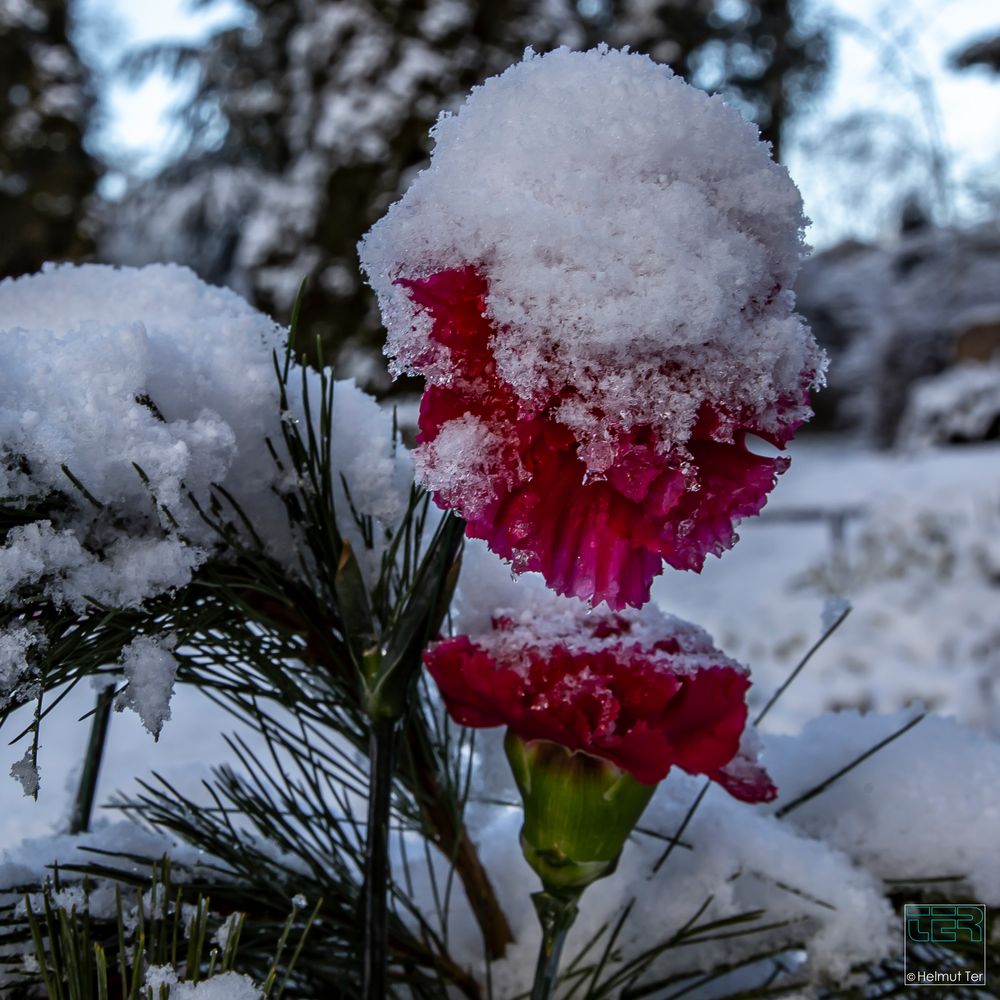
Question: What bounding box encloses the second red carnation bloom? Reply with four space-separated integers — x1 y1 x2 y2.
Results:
424 607 775 803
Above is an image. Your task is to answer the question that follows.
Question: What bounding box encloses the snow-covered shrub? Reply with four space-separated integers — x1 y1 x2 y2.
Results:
796 222 1000 444
899 360 1000 446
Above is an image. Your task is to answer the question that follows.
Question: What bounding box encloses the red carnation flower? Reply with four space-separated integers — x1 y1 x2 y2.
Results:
401 266 808 610
424 606 775 802
360 50 826 609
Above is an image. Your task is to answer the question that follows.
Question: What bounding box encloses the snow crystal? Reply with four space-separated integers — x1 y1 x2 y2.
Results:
145 966 179 991
291 893 306 909
9 749 39 798
16 884 86 917
166 973 262 1000
213 911 241 951
412 414 518 520
145 968 261 1000
0 625 41 706
0 521 202 614
361 46 823 454
115 634 180 739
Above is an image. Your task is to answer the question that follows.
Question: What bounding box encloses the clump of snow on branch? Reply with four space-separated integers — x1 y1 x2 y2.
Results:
115 634 180 738
361 46 824 457
145 967 262 1000
0 625 42 705
0 263 411 722
0 264 408 593
0 521 203 615
0 263 283 528
8 749 39 798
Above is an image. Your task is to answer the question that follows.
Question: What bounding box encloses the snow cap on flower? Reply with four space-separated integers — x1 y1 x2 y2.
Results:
361 46 825 609
425 559 774 801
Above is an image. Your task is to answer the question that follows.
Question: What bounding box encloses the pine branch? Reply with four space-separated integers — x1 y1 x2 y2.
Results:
67 686 115 835
401 715 515 959
3 860 321 999
0 294 510 989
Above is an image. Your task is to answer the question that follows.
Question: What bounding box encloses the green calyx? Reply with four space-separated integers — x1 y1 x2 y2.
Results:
504 731 657 893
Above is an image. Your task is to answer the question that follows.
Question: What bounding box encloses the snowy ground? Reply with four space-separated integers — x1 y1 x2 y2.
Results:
655 435 1000 736
3 434 999 846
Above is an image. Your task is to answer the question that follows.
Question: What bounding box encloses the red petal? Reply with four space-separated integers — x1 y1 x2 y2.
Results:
424 632 776 802
661 440 789 572
424 636 523 728
400 266 799 609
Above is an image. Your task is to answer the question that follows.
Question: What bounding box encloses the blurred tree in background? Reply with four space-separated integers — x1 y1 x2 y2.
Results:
99 0 827 390
602 0 826 162
0 0 100 278
952 31 1000 73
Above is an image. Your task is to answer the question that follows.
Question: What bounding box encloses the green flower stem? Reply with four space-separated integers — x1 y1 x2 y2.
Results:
362 714 401 1000
530 888 581 1000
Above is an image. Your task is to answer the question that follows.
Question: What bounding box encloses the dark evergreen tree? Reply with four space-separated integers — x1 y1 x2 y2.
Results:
952 31 1000 73
598 0 826 160
0 0 100 278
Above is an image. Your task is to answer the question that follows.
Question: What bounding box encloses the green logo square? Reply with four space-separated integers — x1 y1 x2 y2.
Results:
904 903 987 988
